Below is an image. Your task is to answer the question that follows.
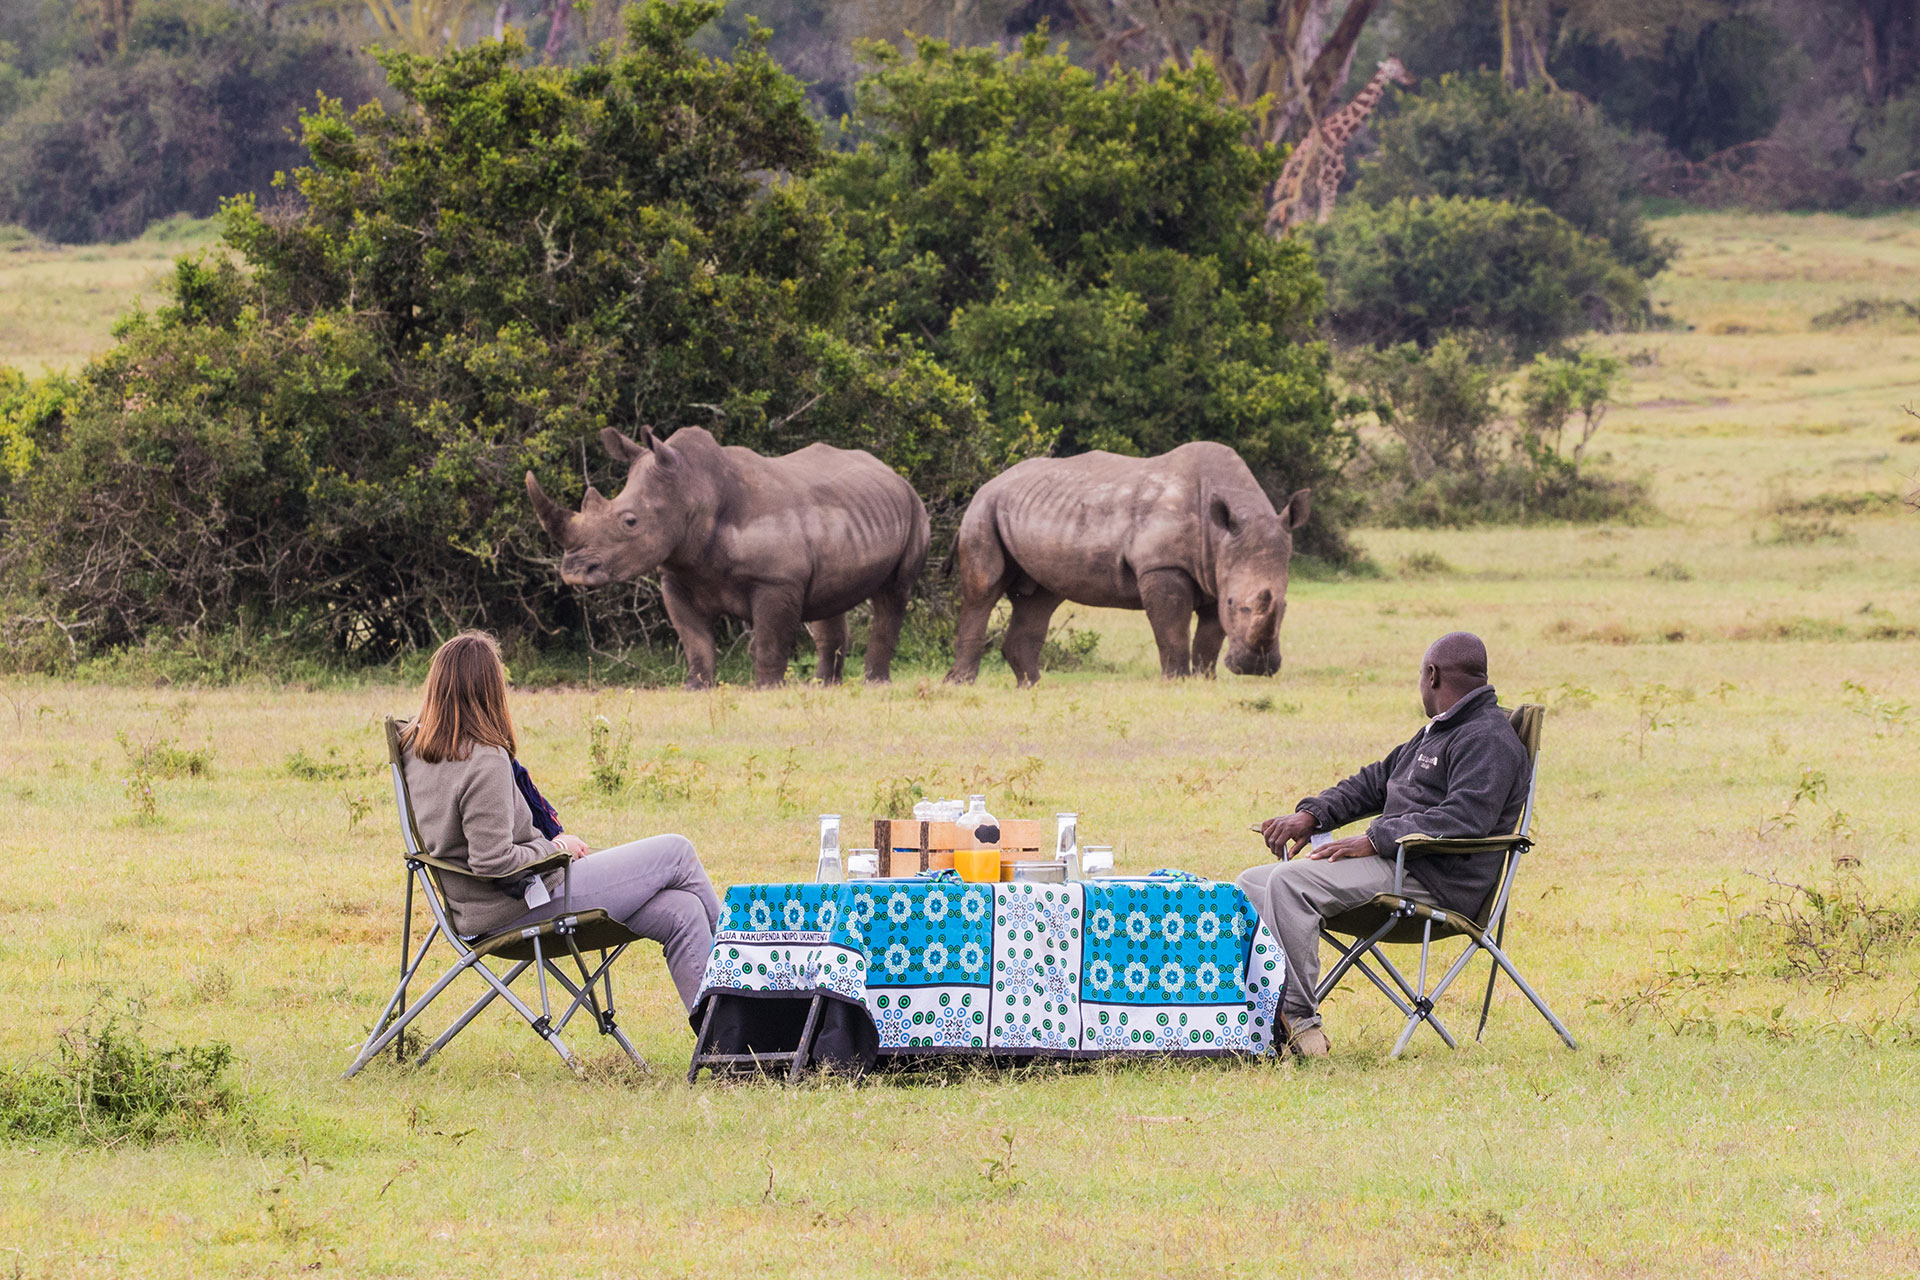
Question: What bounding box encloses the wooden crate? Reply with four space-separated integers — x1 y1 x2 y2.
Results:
874 818 1047 877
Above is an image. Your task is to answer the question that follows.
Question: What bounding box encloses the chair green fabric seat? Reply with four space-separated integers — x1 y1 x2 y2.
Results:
341 718 650 1079
1313 703 1577 1057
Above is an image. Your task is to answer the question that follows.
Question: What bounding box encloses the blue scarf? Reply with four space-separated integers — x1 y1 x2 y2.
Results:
511 757 564 839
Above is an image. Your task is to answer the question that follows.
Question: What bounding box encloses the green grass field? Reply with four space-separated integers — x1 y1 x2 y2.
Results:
0 217 222 379
2 210 1919 1277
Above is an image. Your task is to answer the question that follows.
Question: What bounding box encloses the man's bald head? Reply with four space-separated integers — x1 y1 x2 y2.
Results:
1420 631 1490 716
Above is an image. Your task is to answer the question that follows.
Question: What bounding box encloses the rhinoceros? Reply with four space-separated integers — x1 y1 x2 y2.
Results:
527 426 929 688
945 443 1310 686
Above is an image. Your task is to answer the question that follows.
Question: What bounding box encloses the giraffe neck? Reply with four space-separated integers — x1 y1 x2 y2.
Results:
1321 68 1394 145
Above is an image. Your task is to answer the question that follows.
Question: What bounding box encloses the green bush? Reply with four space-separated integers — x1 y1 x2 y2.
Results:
1314 196 1646 353
0 0 377 242
1343 336 1648 527
1354 72 1669 278
823 34 1342 517
0 3 987 661
0 999 238 1145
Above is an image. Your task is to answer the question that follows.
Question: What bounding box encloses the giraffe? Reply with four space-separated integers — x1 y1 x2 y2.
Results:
1266 55 1415 235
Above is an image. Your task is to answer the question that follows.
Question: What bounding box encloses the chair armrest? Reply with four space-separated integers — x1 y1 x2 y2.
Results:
411 851 570 884
1394 833 1530 858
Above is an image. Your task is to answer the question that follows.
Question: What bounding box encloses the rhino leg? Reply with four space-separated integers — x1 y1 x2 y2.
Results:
808 615 848 685
749 587 804 688
663 575 718 690
1139 568 1198 679
864 582 911 684
947 526 1011 685
1191 602 1225 678
1002 587 1063 688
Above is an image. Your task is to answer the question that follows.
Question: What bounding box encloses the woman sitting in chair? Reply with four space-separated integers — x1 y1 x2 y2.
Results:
401 630 721 1012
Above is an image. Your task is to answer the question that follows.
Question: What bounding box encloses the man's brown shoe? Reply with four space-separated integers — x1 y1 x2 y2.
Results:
1287 1025 1331 1059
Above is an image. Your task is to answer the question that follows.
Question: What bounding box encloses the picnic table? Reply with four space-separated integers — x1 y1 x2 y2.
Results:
688 872 1286 1076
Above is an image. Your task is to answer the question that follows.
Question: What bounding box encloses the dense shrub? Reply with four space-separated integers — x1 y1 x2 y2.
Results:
0 1 377 243
1314 196 1645 353
0 1000 238 1144
1354 72 1670 278
822 35 1342 507
0 3 987 661
1343 337 1647 526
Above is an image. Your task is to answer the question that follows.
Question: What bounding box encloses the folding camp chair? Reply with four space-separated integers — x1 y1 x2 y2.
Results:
342 718 649 1079
1316 703 1578 1058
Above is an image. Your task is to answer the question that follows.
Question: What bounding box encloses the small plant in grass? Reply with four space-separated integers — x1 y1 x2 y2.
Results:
1235 694 1299 714
1758 517 1852 546
1039 621 1111 673
587 715 633 796
980 1129 1023 1194
1625 682 1690 759
0 997 239 1144
1756 766 1829 839
635 745 718 806
284 747 352 781
1398 550 1455 576
342 791 373 830
1842 679 1912 736
116 729 211 822
1741 871 1920 989
869 774 927 818
123 753 158 823
1647 560 1693 581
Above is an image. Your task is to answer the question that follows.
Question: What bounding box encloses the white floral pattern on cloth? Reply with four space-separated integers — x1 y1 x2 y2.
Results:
695 876 1282 1057
993 882 1082 1050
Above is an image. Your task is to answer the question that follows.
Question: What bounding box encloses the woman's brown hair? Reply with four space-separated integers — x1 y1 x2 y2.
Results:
402 631 518 763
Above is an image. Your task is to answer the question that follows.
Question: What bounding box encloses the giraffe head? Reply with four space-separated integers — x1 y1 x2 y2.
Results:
1377 55 1415 88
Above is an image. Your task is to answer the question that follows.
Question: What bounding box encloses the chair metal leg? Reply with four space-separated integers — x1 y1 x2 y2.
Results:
1481 937 1578 1050
415 960 533 1067
1476 914 1510 1042
1316 920 1398 1004
687 995 721 1084
343 947 479 1077
1347 952 1418 1019
351 923 442 1075
396 875 416 1063
789 994 825 1084
1364 945 1458 1050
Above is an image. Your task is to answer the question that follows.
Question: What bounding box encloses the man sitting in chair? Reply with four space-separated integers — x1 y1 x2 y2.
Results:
1239 631 1530 1059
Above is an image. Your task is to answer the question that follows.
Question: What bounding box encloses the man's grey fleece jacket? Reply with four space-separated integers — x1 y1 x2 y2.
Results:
1294 684 1531 916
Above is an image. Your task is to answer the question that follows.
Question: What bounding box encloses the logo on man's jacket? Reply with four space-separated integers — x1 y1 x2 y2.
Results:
1416 752 1440 769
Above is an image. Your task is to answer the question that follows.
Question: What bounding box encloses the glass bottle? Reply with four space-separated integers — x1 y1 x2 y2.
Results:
1056 812 1081 880
816 814 843 884
956 794 999 845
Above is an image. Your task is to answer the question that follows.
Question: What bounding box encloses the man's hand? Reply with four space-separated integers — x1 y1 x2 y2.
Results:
554 833 590 860
1259 811 1316 860
1305 834 1377 861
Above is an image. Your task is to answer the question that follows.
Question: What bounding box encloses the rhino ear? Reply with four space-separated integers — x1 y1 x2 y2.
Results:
581 485 609 514
1283 488 1312 531
1208 495 1237 535
601 425 657 467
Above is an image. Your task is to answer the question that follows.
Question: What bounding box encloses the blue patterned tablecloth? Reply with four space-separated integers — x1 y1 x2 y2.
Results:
693 875 1285 1056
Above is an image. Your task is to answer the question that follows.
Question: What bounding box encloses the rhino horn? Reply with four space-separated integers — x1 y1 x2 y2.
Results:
525 471 577 547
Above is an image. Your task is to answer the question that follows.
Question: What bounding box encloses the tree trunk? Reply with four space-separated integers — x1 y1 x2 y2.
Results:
544 0 573 62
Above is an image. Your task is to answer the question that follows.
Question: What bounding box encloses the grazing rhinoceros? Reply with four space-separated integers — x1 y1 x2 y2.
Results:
945 443 1310 686
527 426 929 688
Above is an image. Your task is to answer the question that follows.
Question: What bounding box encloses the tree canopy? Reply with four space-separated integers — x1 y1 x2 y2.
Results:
1 1 986 658
823 34 1339 493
